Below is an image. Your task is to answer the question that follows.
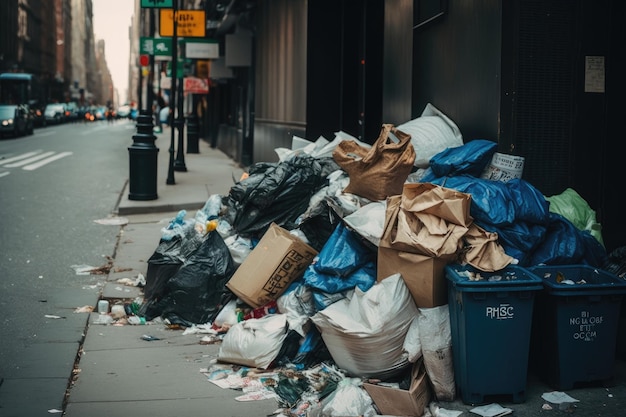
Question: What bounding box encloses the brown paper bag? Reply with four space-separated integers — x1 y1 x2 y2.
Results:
460 224 514 271
333 124 415 201
380 183 472 258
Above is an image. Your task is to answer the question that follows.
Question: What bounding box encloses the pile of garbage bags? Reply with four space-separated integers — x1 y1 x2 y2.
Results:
136 103 616 416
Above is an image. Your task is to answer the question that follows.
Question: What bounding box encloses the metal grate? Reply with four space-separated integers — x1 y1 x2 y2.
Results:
514 1 576 195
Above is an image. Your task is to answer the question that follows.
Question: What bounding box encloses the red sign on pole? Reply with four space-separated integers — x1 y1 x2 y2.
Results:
183 77 209 94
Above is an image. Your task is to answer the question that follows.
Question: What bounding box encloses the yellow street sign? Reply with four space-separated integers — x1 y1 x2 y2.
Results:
159 9 206 37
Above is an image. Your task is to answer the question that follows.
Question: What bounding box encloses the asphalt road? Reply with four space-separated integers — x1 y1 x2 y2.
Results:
0 118 135 411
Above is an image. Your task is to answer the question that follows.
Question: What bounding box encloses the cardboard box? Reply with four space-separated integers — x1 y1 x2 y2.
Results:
364 358 431 417
377 246 449 308
226 223 318 308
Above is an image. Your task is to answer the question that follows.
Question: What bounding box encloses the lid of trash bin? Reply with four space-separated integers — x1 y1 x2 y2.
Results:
529 264 626 296
445 264 543 292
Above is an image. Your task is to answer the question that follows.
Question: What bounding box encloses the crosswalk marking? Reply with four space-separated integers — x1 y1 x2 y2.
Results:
0 151 41 166
0 150 73 173
4 151 56 168
22 151 73 170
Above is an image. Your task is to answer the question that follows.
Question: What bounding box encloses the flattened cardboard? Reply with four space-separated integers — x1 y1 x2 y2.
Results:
226 223 318 308
377 246 449 308
364 358 431 417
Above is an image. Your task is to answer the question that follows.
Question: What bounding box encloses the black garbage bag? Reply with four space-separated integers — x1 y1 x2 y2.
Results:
142 225 206 301
142 230 237 326
224 154 326 239
143 237 184 301
298 199 341 252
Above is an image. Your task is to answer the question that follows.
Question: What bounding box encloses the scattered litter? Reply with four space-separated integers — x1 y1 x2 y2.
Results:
94 216 129 226
72 256 113 276
71 264 96 275
141 334 160 341
92 314 114 325
127 316 146 325
74 306 94 313
541 391 579 411
47 409 63 414
182 323 218 335
199 334 222 344
89 256 114 275
44 314 66 319
116 273 145 287
114 286 131 293
469 403 513 417
236 389 279 402
428 403 464 417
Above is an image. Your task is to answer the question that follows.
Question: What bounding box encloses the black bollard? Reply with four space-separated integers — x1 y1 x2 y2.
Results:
186 113 199 154
128 110 159 200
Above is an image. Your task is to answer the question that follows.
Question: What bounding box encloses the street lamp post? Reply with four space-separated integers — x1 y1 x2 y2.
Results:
173 37 187 172
166 0 179 185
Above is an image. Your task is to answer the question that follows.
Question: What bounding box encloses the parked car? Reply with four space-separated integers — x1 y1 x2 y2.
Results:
44 103 66 124
0 104 33 138
64 101 80 122
28 101 46 127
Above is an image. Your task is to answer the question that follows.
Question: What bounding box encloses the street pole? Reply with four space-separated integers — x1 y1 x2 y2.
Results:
166 0 178 185
147 8 155 117
174 37 187 172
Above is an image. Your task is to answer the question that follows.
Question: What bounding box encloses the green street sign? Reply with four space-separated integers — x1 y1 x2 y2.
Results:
141 0 173 8
140 37 173 57
154 38 173 56
140 37 154 55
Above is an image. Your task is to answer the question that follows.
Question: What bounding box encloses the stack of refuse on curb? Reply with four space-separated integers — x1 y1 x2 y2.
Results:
131 103 613 417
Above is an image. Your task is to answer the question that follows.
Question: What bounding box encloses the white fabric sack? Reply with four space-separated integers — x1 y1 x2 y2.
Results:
418 305 456 401
218 314 288 369
311 273 418 378
397 103 464 168
403 315 423 363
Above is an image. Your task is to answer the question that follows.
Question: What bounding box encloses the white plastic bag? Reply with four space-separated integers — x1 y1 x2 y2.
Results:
397 103 464 168
342 201 387 247
321 377 377 417
218 314 288 369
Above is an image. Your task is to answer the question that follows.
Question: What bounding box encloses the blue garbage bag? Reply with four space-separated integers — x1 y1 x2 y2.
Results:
429 139 497 178
529 213 607 267
313 222 376 276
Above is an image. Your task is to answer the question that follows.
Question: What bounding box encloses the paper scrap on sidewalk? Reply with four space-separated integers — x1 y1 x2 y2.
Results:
470 403 513 417
71 264 96 275
429 403 464 417
235 390 279 402
541 391 580 404
542 391 580 411
202 364 279 401
94 217 129 226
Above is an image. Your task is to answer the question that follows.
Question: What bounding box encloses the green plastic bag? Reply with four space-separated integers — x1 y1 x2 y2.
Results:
545 188 604 246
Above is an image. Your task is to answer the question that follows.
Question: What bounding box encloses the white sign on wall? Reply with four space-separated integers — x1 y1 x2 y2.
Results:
186 41 219 59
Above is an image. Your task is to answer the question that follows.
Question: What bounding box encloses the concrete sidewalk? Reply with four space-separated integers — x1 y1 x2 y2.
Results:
64 134 280 416
62 132 626 417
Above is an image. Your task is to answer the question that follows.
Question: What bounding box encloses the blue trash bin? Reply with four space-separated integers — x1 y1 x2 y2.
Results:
529 265 626 390
446 264 543 405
